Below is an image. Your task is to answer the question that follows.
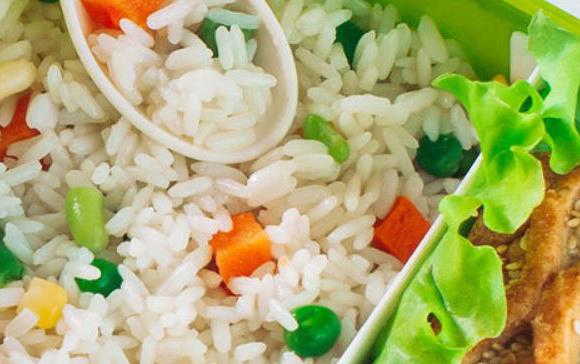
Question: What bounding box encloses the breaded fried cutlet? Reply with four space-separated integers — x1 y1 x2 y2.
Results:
464 166 580 364
533 265 580 364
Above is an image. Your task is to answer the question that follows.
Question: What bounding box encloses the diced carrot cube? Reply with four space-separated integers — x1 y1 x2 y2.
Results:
210 213 272 284
373 197 431 263
81 0 165 29
0 94 39 160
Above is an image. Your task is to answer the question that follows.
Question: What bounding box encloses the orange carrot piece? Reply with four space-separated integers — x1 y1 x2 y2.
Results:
0 94 39 160
210 213 272 283
373 197 430 263
81 0 165 29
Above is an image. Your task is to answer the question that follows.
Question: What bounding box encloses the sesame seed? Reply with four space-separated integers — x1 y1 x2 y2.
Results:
483 351 497 359
491 343 505 351
500 353 517 364
569 236 578 250
506 261 522 271
568 218 580 228
573 320 580 335
496 245 508 254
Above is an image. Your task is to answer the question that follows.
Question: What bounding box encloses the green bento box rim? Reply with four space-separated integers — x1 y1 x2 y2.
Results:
371 0 580 80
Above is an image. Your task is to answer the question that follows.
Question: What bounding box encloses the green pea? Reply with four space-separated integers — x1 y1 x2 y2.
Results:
303 114 350 163
0 230 24 288
336 20 365 66
417 134 463 178
66 187 109 253
75 259 122 297
198 9 257 55
454 146 480 177
284 305 341 358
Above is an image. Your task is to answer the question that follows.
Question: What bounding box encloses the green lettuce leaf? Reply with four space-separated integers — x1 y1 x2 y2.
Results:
438 195 480 228
372 12 580 364
372 228 506 364
434 75 546 233
528 13 580 174
471 149 544 233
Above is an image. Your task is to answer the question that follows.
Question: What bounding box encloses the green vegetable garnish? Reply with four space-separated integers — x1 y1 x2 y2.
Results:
40 0 59 3
75 259 123 297
284 305 341 358
0 230 24 288
417 134 463 178
372 223 506 363
303 114 350 163
528 13 580 174
373 12 580 364
520 84 550 113
434 76 545 233
198 9 259 55
336 20 365 66
66 187 109 253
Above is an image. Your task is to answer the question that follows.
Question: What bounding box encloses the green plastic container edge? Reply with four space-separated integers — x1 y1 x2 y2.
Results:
339 1 578 363
369 0 580 80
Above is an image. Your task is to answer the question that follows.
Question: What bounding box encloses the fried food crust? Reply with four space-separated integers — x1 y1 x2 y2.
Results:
533 265 580 364
464 167 580 364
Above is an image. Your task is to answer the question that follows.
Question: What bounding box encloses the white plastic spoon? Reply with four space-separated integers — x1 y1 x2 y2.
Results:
61 0 298 164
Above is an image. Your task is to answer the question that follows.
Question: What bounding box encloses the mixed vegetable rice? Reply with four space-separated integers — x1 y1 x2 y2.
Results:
0 0 486 362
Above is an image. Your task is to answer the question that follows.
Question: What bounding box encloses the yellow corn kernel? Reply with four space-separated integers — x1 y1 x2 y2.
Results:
18 278 67 329
0 60 37 101
492 74 509 85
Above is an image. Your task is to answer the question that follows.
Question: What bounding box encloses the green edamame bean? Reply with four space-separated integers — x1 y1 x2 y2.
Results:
303 114 350 163
66 187 109 253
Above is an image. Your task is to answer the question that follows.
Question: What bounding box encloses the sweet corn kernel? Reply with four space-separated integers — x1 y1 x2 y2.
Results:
18 278 67 329
492 74 509 85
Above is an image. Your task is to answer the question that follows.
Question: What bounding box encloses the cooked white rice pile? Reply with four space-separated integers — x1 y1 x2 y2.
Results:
0 0 476 363
89 0 277 152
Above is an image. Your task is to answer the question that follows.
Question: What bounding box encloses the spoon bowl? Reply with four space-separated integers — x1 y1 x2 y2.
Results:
61 0 298 164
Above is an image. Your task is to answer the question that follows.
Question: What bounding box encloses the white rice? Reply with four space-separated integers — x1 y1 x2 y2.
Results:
0 0 477 362
0 288 25 309
90 2 276 153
